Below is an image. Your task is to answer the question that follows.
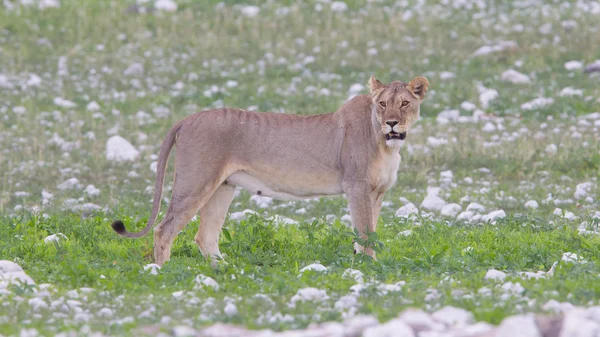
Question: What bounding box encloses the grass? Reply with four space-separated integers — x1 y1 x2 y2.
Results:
1 0 600 335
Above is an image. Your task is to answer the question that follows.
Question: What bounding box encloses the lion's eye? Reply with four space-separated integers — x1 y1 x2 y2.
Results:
402 101 409 107
379 101 386 108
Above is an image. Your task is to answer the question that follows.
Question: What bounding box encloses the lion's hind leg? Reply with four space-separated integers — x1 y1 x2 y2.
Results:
195 183 236 266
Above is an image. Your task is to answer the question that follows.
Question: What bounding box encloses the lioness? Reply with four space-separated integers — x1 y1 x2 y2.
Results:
111 76 429 266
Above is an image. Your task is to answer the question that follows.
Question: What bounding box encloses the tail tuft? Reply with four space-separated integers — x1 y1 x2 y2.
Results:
111 220 126 234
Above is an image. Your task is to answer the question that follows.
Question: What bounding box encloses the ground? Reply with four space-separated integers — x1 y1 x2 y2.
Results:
1 0 600 336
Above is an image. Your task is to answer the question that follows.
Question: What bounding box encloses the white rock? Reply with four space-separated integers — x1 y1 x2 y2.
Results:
123 63 144 77
155 0 177 12
330 1 348 12
57 178 80 190
250 195 273 208
478 87 499 109
524 200 539 209
399 308 446 332
482 210 506 223
334 294 358 312
565 60 583 71
86 101 100 111
574 182 594 200
484 269 507 281
440 203 462 217
457 211 475 222
472 41 517 57
97 307 114 317
342 269 364 283
53 97 77 108
106 136 139 162
398 230 412 237
420 190 447 212
542 299 575 313
501 69 531 84
172 326 197 337
300 263 327 273
228 209 258 221
460 101 477 111
545 144 558 154
521 97 554 111
240 5 260 17
482 122 497 132
224 302 238 317
437 109 460 124
431 306 474 327
363 318 415 337
84 184 100 197
44 233 67 244
560 87 583 97
466 203 486 213
562 252 587 264
194 274 219 291
28 297 48 311
0 261 35 290
395 203 419 218
143 264 161 275
495 314 542 337
559 308 600 337
289 288 328 307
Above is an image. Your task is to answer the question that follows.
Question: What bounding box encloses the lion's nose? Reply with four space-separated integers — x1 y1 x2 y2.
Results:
386 121 398 128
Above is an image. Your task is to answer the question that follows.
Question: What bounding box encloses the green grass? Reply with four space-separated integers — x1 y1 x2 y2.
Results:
1 0 600 335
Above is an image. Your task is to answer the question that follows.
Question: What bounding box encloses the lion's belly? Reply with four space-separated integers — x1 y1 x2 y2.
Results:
226 171 343 201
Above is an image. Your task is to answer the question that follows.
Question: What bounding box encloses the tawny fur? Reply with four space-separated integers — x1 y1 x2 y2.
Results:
111 76 429 266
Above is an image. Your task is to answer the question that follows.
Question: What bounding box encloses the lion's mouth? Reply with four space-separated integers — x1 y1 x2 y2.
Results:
386 131 407 141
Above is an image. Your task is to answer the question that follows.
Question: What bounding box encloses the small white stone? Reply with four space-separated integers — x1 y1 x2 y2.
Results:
398 308 446 332
194 274 219 291
44 233 67 244
330 1 348 12
495 314 542 337
106 136 139 162
521 97 554 111
123 63 144 77
240 5 260 17
300 263 327 273
545 144 558 154
398 230 413 237
482 210 506 223
395 203 419 218
143 264 161 275
457 211 475 222
561 252 587 264
224 302 238 317
484 269 507 281
565 60 584 71
289 288 328 307
440 203 462 217
559 308 600 337
466 203 486 213
431 306 474 327
524 200 539 209
172 326 197 337
155 0 177 12
342 269 364 283
57 177 80 190
501 69 531 84
420 190 447 212
363 318 415 337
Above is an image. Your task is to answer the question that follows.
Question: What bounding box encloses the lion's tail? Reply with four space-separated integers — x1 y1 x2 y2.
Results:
111 122 181 238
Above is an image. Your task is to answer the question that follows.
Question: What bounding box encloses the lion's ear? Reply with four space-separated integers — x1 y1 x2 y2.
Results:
368 75 384 94
407 76 429 101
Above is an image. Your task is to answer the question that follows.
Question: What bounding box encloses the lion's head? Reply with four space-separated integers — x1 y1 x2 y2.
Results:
368 75 429 147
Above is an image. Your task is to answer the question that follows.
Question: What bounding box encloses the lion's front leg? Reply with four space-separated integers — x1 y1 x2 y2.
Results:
344 181 377 260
